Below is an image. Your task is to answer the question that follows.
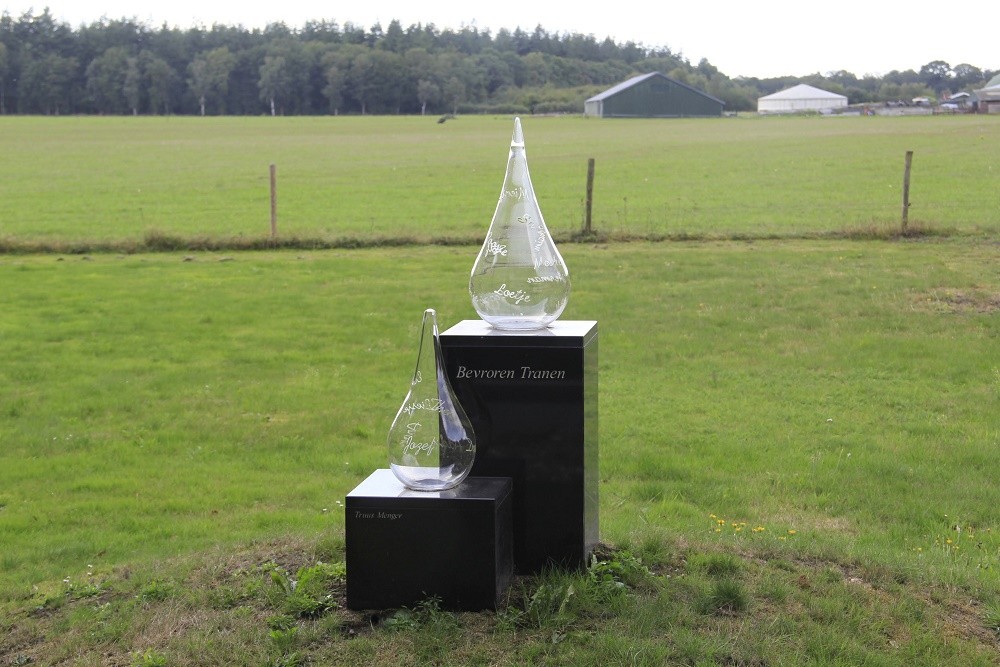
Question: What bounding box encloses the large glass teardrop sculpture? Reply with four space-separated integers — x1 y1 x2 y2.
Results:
387 309 476 491
470 117 571 330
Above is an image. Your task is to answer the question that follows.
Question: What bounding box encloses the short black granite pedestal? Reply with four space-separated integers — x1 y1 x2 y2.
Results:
345 469 513 611
440 320 598 574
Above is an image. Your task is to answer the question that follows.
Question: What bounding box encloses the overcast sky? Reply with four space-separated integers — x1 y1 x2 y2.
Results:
8 1 999 79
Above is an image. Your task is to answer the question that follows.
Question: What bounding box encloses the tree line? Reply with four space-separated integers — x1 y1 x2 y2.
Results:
0 9 994 116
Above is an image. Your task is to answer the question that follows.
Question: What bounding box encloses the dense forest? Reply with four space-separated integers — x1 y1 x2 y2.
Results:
0 8 994 116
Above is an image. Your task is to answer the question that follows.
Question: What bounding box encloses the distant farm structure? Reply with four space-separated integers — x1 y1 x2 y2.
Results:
757 84 848 114
973 73 1000 113
584 72 724 118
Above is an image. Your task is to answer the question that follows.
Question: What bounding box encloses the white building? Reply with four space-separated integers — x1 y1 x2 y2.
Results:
757 84 848 114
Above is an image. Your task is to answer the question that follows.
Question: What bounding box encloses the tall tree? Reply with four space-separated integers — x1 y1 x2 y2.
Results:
404 46 435 93
366 22 383 48
919 60 952 95
476 49 514 95
521 52 551 86
442 75 466 115
952 63 984 91
187 46 235 115
347 50 375 114
372 50 407 113
435 50 481 107
302 19 343 44
86 46 130 113
345 49 406 114
258 54 288 115
20 52 78 114
322 62 345 114
262 40 313 114
403 23 437 51
13 8 73 56
379 20 405 53
142 51 178 114
187 57 210 116
0 41 8 113
416 78 439 115
124 56 141 114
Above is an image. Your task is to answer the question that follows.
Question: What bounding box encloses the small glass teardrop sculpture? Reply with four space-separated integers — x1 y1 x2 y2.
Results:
470 117 570 330
387 308 476 491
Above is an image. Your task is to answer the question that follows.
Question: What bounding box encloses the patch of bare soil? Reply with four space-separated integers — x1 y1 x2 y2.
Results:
914 287 1000 314
920 593 1000 652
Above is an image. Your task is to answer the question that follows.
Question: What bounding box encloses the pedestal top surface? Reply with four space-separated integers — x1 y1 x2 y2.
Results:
441 320 597 347
348 469 512 501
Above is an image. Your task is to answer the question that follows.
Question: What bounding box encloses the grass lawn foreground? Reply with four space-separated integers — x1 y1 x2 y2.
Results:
0 237 998 665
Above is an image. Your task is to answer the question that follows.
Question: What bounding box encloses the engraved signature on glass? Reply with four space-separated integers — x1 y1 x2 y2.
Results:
387 309 476 490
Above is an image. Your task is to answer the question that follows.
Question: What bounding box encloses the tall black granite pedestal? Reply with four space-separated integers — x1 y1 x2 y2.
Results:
440 320 598 574
345 469 513 611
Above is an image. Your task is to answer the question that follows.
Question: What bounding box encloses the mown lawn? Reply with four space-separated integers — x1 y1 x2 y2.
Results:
1 238 997 665
1 114 999 246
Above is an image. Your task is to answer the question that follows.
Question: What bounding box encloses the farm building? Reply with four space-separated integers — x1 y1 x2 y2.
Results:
973 73 1000 113
584 72 724 118
945 91 971 107
757 84 848 114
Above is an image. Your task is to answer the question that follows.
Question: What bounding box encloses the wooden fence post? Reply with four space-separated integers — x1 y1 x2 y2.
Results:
269 163 278 240
584 158 595 234
901 151 913 232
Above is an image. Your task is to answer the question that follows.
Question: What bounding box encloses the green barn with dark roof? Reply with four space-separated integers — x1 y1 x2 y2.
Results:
584 72 724 118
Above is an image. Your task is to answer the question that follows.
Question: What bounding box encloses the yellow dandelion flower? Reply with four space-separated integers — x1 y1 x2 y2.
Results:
788 529 797 535
946 538 953 545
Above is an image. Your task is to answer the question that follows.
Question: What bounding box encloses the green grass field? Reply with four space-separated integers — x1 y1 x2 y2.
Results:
1 115 999 246
2 239 998 665
1 115 999 665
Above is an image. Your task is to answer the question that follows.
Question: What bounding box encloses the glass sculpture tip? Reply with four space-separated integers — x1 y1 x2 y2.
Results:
421 308 438 333
510 116 524 148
